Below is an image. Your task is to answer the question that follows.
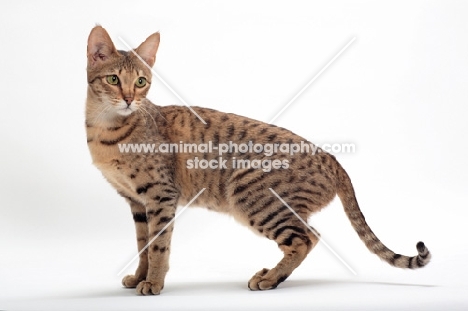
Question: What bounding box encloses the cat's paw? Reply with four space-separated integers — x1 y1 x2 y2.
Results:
248 268 286 291
136 280 164 295
248 268 272 290
122 275 144 288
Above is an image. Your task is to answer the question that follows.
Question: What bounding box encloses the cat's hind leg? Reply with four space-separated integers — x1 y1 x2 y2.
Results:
248 219 320 290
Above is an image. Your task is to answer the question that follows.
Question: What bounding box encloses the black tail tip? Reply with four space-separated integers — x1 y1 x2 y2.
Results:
416 241 426 253
415 241 431 267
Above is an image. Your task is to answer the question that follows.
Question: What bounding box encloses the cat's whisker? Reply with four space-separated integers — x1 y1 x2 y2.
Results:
136 109 147 126
138 105 158 131
146 102 167 122
137 109 151 128
90 105 112 125
137 107 152 127
97 106 113 123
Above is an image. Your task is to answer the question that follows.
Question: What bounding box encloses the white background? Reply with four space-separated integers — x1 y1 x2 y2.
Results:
1 1 467 310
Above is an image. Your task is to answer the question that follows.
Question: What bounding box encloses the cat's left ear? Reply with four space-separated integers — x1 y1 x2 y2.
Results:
135 32 160 67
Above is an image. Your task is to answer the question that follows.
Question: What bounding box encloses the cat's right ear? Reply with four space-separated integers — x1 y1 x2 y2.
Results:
87 26 117 68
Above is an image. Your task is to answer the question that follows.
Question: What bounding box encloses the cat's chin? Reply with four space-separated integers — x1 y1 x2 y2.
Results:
116 108 134 117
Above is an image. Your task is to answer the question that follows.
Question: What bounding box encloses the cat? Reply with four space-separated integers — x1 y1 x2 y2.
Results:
85 26 431 295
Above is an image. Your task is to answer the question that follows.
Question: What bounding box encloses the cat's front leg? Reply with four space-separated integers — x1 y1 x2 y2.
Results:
121 199 149 288
136 195 178 295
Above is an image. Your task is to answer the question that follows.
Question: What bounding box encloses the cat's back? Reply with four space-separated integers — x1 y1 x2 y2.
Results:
157 105 304 145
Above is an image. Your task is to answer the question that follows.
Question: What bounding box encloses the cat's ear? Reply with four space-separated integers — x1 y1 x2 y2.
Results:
87 26 117 67
135 32 160 67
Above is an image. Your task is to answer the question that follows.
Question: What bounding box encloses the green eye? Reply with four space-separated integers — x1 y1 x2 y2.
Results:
106 75 119 85
135 77 147 88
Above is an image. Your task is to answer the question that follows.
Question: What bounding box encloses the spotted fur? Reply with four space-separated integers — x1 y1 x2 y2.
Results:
85 26 431 295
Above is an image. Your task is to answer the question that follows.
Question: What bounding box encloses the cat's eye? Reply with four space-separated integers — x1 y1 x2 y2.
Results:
135 77 147 88
106 75 119 85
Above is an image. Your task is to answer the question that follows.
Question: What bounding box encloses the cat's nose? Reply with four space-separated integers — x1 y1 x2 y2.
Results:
124 97 133 106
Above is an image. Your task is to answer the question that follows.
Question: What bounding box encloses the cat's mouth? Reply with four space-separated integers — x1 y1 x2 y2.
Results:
115 100 136 116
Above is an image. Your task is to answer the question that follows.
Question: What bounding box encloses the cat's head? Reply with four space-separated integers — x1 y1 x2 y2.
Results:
86 26 159 120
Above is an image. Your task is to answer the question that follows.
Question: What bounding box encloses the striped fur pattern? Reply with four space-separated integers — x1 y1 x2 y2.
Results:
85 26 431 295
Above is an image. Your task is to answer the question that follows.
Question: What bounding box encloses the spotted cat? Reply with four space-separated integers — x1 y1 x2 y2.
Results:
85 26 431 295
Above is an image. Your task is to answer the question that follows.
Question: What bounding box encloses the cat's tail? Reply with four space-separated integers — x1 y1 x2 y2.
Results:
334 160 431 269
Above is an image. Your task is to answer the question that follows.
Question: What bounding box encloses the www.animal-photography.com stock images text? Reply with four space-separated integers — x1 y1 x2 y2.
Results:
1 1 467 311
